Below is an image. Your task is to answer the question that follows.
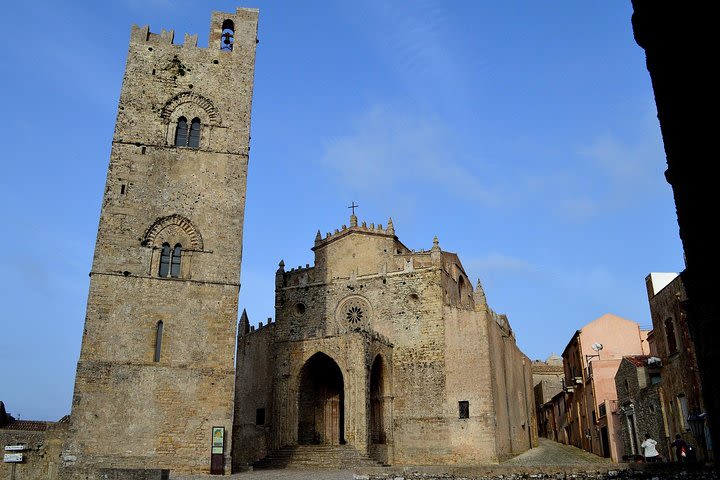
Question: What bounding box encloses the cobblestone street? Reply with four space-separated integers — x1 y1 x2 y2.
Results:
502 438 613 466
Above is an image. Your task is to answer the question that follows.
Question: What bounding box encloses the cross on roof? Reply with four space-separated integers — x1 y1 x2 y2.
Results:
348 201 359 215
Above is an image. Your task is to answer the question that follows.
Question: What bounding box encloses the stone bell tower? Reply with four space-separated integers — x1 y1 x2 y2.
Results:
65 9 258 474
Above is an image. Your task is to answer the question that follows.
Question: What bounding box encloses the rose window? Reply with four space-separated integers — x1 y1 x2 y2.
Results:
336 296 371 330
346 305 364 324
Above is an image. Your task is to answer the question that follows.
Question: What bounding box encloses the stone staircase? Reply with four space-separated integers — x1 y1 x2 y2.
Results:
253 444 385 469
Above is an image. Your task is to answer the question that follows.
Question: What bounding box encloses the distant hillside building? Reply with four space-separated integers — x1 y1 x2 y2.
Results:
233 216 536 468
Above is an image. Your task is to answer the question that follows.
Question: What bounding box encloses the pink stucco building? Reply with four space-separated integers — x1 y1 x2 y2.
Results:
560 313 650 461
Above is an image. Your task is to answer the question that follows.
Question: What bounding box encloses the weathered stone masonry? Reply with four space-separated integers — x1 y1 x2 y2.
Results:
233 216 536 468
63 9 258 475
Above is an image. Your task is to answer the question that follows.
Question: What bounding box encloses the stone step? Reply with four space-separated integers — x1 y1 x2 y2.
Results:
254 444 385 469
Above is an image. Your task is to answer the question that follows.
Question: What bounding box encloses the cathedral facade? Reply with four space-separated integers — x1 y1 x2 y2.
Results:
233 216 536 468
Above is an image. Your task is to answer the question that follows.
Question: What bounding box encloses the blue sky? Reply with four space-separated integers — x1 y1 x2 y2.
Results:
0 1 683 421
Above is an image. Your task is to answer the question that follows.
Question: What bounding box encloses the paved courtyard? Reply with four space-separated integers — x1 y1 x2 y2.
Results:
173 438 612 480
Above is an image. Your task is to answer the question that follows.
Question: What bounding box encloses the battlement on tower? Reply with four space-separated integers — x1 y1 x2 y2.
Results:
129 8 258 51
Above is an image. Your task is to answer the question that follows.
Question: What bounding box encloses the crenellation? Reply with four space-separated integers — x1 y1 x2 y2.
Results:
183 33 198 47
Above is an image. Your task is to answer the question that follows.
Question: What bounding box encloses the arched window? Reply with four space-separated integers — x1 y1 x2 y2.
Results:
188 118 201 148
170 244 182 278
174 117 188 146
159 243 171 277
174 117 201 148
154 321 163 362
220 19 235 51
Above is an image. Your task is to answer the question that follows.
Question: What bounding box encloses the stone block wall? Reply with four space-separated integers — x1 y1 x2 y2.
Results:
0 425 65 480
235 221 535 466
441 306 497 464
232 323 275 469
487 315 536 460
66 9 258 475
647 275 710 461
615 358 665 460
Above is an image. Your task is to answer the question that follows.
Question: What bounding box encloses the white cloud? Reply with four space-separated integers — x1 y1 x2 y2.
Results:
559 197 600 221
467 252 536 275
320 106 498 204
518 114 667 222
364 0 463 97
579 132 664 188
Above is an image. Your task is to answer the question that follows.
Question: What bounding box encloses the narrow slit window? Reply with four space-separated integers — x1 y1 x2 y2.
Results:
154 321 163 362
174 117 188 146
255 408 265 425
159 243 171 277
170 244 182 278
459 400 469 419
188 118 201 148
458 276 465 306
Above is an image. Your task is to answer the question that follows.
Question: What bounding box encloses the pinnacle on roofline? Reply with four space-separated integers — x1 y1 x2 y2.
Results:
431 235 440 251
314 215 398 244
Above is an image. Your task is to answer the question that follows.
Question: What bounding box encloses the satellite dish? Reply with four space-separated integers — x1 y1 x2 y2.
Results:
591 343 604 352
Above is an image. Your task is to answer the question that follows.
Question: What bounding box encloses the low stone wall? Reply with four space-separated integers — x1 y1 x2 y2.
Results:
362 464 718 480
97 469 169 480
1 426 65 480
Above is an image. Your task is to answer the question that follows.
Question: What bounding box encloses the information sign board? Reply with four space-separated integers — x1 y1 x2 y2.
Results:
4 445 26 451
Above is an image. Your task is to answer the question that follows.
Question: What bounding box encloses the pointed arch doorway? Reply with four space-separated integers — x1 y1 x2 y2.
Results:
298 352 345 445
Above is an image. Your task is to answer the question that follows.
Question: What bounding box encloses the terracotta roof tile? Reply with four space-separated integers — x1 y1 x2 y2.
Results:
623 355 651 367
1 420 49 431
532 364 564 374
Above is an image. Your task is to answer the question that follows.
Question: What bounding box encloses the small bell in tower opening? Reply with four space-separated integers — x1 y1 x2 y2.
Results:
221 31 234 51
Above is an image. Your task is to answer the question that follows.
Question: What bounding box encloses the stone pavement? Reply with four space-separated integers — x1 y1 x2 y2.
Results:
502 437 613 466
171 439 612 480
174 470 357 480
